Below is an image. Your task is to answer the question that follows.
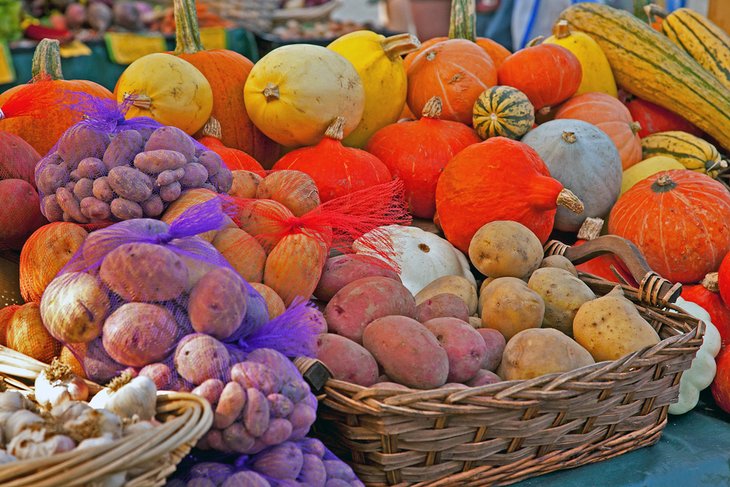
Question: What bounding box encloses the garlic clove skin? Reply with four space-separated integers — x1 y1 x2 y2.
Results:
4 410 43 441
0 449 16 464
68 377 90 402
8 429 76 460
64 408 123 442
0 391 30 413
89 375 157 421
34 363 90 409
51 401 91 423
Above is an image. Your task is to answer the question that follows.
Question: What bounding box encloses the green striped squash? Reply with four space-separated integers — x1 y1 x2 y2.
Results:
641 131 726 178
472 86 535 140
560 3 730 151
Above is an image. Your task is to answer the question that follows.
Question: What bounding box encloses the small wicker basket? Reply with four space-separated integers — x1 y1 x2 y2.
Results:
299 234 705 486
0 346 213 487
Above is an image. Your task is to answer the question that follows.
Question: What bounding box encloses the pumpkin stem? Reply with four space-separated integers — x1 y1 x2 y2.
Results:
422 96 443 119
629 121 642 135
31 39 64 80
201 117 222 139
382 33 421 60
263 83 280 102
107 371 133 392
553 20 570 39
652 174 677 192
577 217 604 241
173 0 205 54
703 272 720 292
556 188 584 214
123 93 152 110
448 0 476 42
325 117 346 141
561 131 577 144
526 36 544 47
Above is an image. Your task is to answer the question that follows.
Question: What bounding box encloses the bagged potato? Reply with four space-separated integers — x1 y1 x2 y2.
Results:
34 94 233 224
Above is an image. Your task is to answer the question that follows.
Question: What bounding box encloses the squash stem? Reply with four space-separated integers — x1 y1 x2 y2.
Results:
553 20 570 39
703 273 720 292
201 117 222 139
630 121 642 135
263 83 280 102
31 39 64 80
382 33 421 60
325 117 346 141
561 131 577 144
644 4 668 22
422 96 443 119
173 0 205 54
123 93 152 110
577 217 604 241
448 0 476 42
556 188 584 214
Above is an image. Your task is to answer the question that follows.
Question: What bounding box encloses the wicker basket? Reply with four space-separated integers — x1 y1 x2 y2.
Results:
0 346 213 487
298 235 705 486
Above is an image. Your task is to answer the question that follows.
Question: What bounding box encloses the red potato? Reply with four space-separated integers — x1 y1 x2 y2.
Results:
139 363 174 390
213 228 267 283
0 179 46 250
174 334 231 385
423 317 487 383
324 276 417 344
466 369 501 387
362 315 448 389
476 328 506 371
188 267 248 340
316 333 379 386
416 293 470 323
192 379 226 408
214 381 247 429
314 254 401 301
229 170 262 199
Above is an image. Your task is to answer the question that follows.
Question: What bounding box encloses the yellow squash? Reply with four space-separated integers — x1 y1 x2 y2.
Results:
621 155 685 195
641 131 727 178
544 20 618 97
328 32 420 148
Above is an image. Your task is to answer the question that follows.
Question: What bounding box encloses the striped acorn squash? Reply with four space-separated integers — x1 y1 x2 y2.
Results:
641 131 727 178
560 3 730 151
472 86 535 140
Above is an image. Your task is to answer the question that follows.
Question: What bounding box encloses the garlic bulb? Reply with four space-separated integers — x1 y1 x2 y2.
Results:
0 449 16 465
4 410 43 441
7 429 75 460
77 436 128 487
35 359 89 409
123 419 156 437
51 401 91 423
0 391 31 413
89 373 157 421
64 408 123 442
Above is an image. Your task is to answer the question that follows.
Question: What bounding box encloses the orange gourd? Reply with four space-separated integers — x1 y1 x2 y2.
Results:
608 170 730 283
271 117 392 203
555 92 642 170
197 118 266 176
435 137 584 253
683 273 730 348
366 97 480 219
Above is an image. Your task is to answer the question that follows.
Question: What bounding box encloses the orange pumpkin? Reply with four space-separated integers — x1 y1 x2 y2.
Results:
0 39 113 156
263 231 327 306
197 118 266 176
608 170 730 283
555 92 643 170
172 0 279 165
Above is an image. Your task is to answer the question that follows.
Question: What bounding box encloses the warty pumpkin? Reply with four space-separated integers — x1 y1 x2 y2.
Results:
366 97 480 219
554 92 642 170
608 170 730 284
472 86 534 140
683 273 730 348
0 39 113 156
197 118 265 177
435 137 584 253
560 3 730 151
641 131 726 178
271 117 392 202
625 96 704 138
171 0 278 164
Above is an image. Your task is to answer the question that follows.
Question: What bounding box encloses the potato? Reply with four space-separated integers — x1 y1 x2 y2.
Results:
192 379 225 408
498 328 595 381
213 228 267 283
58 125 110 169
573 286 661 362
475 328 506 372
362 315 448 389
0 180 46 248
73 178 94 200
56 186 87 223
198 151 223 177
100 242 189 302
229 170 262 199
314 254 401 301
528 268 596 337
80 197 112 221
215 381 246 429
222 422 256 453
188 267 247 340
181 163 209 188
261 418 293 446
36 164 69 196
110 198 143 220
243 387 270 437
107 166 154 203
139 363 174 390
230 362 281 396
267 394 294 418
210 167 233 193
156 168 185 187
77 339 125 383
76 157 107 179
40 272 109 343
133 150 187 174
256 170 320 217
141 195 164 218
416 293 470 323
145 126 196 162
250 283 286 319
7 302 61 363
159 183 182 203
102 303 179 367
468 221 543 279
316 333 379 386
415 275 478 316
103 130 145 170
237 199 294 253
41 195 63 222
466 369 501 387
161 189 219 241
92 177 114 203
480 277 544 340
423 317 486 383
540 255 578 277
324 276 416 344
174 334 231 385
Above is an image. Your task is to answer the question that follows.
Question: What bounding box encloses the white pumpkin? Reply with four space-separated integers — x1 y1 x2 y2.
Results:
353 225 476 295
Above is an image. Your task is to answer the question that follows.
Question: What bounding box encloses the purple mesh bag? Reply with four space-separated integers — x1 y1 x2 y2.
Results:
33 93 233 224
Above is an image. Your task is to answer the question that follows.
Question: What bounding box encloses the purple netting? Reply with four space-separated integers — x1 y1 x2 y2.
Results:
34 93 233 224
167 437 364 486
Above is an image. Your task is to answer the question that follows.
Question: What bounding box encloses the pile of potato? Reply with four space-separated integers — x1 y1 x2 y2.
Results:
315 220 663 389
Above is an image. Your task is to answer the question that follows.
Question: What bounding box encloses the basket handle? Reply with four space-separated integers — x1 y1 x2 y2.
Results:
544 235 682 305
294 356 332 393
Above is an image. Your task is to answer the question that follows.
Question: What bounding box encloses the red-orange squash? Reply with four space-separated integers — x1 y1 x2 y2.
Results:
435 137 584 253
555 92 642 170
497 44 582 111
271 117 392 203
608 170 730 283
625 97 704 138
366 97 480 219
197 118 266 177
683 273 730 348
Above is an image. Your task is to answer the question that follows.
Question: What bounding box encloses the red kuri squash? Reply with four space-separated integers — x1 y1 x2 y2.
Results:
555 92 642 170
435 137 584 253
197 118 266 176
718 253 730 307
366 97 480 219
272 117 392 202
608 170 730 283
497 44 582 112
625 97 704 138
683 273 730 348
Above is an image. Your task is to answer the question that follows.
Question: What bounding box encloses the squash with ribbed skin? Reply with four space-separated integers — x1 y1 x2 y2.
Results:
197 118 265 177
544 20 617 97
560 3 730 151
641 131 726 178
472 86 534 140
621 156 685 195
